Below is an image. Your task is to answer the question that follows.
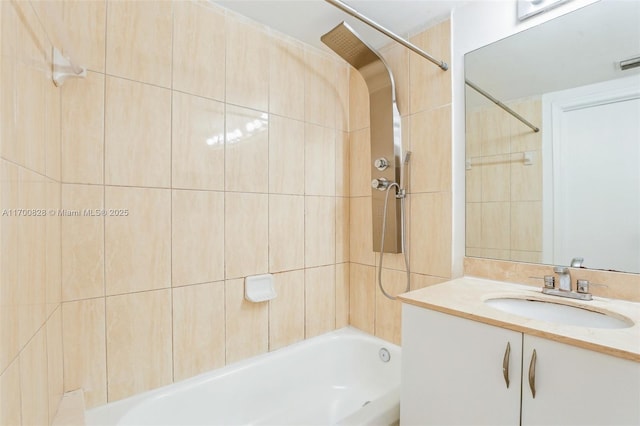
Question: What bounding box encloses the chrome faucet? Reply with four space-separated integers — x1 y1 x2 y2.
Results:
540 265 593 301
570 257 584 268
554 266 572 291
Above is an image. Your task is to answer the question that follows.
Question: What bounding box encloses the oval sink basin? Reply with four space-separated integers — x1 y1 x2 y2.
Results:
485 298 633 329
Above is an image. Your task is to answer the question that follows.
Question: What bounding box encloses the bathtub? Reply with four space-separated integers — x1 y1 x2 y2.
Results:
86 327 401 426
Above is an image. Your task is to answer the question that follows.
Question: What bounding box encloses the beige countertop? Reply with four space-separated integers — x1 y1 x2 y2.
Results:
398 277 640 362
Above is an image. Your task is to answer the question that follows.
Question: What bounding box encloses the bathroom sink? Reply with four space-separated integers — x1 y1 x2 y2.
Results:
484 297 633 329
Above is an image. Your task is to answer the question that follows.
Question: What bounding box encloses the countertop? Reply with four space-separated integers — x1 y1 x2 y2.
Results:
398 277 640 362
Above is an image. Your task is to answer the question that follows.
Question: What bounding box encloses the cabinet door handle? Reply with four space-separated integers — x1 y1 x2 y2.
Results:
502 342 511 388
528 349 537 399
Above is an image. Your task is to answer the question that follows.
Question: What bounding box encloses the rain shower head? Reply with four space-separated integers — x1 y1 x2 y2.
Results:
320 22 380 70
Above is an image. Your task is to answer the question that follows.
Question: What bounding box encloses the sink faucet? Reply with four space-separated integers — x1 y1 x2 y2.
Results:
554 266 572 291
540 265 593 301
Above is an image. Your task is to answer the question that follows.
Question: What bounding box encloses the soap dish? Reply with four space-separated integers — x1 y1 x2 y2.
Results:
245 274 277 303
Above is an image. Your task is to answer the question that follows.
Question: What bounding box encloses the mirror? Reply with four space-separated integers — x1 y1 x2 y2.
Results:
464 0 640 273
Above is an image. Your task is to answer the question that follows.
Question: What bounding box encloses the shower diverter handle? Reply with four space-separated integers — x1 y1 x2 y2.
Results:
371 178 391 191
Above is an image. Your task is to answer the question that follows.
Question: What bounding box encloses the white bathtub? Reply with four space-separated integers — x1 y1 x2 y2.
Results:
86 327 401 426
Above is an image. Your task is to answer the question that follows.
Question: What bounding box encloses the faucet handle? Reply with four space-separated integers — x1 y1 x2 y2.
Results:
553 266 569 274
529 276 555 289
576 279 590 294
570 257 584 268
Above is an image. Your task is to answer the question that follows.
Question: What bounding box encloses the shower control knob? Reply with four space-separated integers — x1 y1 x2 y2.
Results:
371 178 390 191
374 157 389 171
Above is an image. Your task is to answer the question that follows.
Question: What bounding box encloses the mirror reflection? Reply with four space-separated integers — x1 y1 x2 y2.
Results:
464 0 640 273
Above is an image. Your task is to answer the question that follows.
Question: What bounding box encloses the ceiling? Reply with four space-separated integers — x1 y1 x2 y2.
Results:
212 0 464 52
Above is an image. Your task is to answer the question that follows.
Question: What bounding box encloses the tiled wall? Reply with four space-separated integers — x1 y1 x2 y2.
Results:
465 97 543 263
0 1 64 424
3 0 351 412
347 20 454 345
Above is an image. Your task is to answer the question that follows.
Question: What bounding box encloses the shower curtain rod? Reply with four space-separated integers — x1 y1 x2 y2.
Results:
324 0 448 71
465 80 540 133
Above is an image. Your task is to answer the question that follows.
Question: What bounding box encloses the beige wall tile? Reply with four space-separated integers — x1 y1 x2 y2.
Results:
481 155 511 202
268 115 305 195
106 0 172 87
349 263 375 334
511 150 542 201
305 266 336 338
226 17 269 111
172 282 225 381
172 190 225 286
465 162 482 202
350 197 375 266
410 106 451 193
269 37 305 120
46 308 64 421
45 188 61 316
305 50 337 128
0 358 21 426
336 197 350 263
375 268 406 345
269 270 305 351
409 273 448 291
45 80 61 181
106 290 172 402
105 187 171 295
0 2 18 165
335 64 350 131
269 195 304 273
479 107 511 156
16 64 46 175
105 77 171 187
335 263 350 328
305 123 335 196
225 193 268 279
63 0 106 72
20 328 49 426
510 98 542 152
172 92 225 191
409 20 451 114
61 71 104 185
480 202 510 251
62 299 107 408
465 202 482 249
18 169 47 347
349 128 371 197
225 106 269 193
173 1 225 101
511 201 542 252
61 184 104 301
0 161 20 372
335 130 350 197
410 192 452 278
305 196 336 267
349 71 369 131
225 279 268 364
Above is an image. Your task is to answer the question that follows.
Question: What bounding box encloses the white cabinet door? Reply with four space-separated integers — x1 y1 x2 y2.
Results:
522 335 640 426
401 305 522 426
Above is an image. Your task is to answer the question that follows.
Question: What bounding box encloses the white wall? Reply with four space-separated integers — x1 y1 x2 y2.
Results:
449 0 599 276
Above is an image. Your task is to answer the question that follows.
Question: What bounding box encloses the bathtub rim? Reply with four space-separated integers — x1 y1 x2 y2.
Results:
85 326 400 425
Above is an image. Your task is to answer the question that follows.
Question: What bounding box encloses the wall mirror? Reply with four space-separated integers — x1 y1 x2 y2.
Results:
464 0 640 273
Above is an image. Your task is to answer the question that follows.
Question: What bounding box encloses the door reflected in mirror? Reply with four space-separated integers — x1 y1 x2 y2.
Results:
464 0 640 273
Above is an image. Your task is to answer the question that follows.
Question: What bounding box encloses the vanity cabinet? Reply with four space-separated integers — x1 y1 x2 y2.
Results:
401 304 640 425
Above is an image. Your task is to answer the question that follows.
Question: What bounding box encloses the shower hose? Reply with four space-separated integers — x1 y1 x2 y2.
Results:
378 182 410 300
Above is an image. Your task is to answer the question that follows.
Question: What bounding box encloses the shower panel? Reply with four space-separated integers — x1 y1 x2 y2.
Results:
322 22 404 253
